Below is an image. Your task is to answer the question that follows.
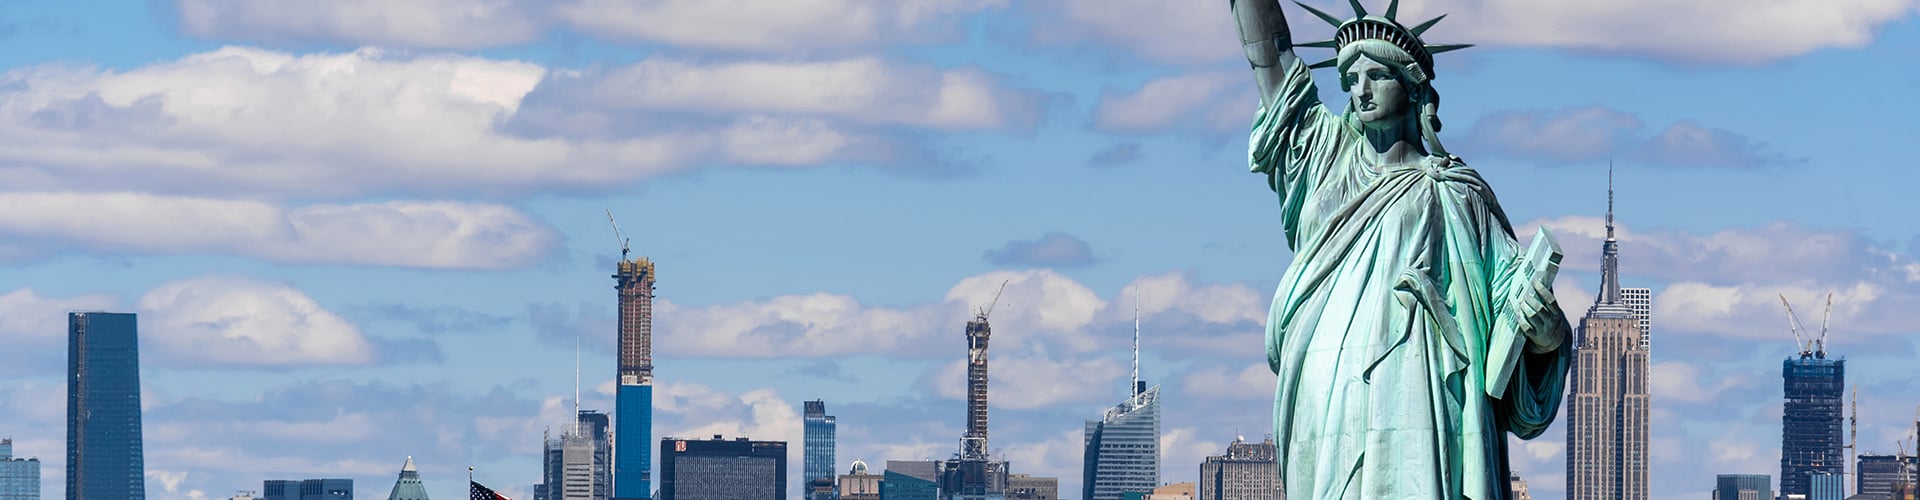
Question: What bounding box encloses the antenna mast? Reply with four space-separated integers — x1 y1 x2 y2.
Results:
1132 289 1141 398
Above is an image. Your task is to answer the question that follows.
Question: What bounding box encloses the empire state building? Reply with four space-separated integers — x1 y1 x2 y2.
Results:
1565 176 1653 500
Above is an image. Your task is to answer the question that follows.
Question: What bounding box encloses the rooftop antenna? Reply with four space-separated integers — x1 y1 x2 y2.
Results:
605 209 630 261
1606 160 1615 241
1780 295 1813 358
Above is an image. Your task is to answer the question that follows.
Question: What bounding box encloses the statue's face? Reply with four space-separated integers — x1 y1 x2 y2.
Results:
1343 57 1412 128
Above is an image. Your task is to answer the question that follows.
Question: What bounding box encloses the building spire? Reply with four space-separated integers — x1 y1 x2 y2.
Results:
1597 162 1623 305
1132 289 1141 398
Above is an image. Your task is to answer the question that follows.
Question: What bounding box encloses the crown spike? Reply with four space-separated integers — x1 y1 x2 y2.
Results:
1294 2 1346 27
1384 0 1399 20
1409 14 1447 36
1307 57 1339 69
1296 39 1340 48
1347 0 1368 17
1426 43 1473 54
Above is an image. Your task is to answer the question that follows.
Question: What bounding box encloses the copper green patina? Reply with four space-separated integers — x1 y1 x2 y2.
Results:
1230 1 1575 498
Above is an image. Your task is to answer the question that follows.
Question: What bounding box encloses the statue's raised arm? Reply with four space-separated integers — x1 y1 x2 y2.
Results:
1231 0 1299 110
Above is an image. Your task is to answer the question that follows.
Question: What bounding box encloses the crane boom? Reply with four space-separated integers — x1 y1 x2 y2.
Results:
981 280 1009 319
1780 294 1810 356
1818 292 1832 356
605 209 630 260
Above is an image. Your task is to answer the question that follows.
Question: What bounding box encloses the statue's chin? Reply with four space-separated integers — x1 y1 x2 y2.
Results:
1356 113 1409 131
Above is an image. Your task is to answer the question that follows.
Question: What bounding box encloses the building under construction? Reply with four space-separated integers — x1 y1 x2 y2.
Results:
1778 294 1846 499
942 287 1009 499
609 212 656 500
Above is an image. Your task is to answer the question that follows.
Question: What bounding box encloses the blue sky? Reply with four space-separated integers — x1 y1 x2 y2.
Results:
2 0 1919 499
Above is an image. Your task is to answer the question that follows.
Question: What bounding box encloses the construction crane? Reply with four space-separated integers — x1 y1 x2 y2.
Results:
1778 293 1834 359
978 280 1009 320
605 209 630 261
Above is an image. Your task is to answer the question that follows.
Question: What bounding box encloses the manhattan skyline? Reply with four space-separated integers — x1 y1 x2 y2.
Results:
2 1 1920 499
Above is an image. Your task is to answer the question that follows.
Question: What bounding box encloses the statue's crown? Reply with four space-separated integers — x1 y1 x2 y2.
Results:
1292 0 1469 81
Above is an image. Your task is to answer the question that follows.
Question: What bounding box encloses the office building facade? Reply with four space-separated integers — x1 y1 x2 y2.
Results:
1198 437 1280 500
657 436 785 500
1 439 41 500
541 411 608 500
1712 474 1770 500
263 479 352 500
1859 454 1919 499
837 461 880 500
1083 384 1160 500
67 312 145 500
883 469 939 500
1007 474 1058 500
804 401 836 500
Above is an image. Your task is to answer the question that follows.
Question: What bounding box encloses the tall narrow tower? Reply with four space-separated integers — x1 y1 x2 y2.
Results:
1565 170 1651 500
1083 300 1161 500
68 312 145 500
961 311 991 460
1780 295 1845 499
609 212 655 500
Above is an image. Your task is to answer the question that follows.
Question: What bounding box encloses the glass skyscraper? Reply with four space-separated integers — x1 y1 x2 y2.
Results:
1 438 41 500
1712 474 1770 500
802 400 835 500
1082 384 1160 500
1781 356 1845 498
66 312 144 500
656 436 785 500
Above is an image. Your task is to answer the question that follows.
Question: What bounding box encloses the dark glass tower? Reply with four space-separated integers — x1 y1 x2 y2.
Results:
802 400 835 500
1781 355 1845 497
66 312 144 500
657 436 785 500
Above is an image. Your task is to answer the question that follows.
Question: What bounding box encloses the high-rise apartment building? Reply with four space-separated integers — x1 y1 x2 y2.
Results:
1781 355 1845 498
1 439 41 500
657 436 784 500
803 400 836 500
611 251 656 500
941 307 1008 500
1198 437 1280 500
1713 474 1770 500
67 312 145 500
1565 183 1650 500
263 479 351 500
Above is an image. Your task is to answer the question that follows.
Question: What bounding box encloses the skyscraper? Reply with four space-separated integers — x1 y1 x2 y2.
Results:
1 439 41 500
66 312 144 500
1198 437 1281 500
1083 305 1160 500
612 249 656 500
381 457 429 500
1712 474 1770 500
1007 474 1059 500
838 461 881 500
263 479 352 500
1509 473 1530 500
1565 178 1650 500
803 400 836 500
541 411 609 500
657 436 785 500
941 303 1009 500
1781 354 1845 497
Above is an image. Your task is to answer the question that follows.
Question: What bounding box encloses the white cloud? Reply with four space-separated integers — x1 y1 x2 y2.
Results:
0 192 558 268
1092 72 1251 134
927 352 1129 410
1178 363 1275 402
175 0 546 49
0 47 1041 199
136 276 375 367
1464 106 1791 168
554 0 1007 54
1037 0 1919 65
0 288 118 342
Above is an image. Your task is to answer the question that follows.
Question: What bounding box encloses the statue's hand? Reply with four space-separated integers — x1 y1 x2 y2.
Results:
1506 229 1567 353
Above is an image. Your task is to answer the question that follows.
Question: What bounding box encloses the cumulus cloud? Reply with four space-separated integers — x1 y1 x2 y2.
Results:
1464 106 1795 168
1033 0 1919 65
0 288 124 375
554 0 1007 54
174 0 546 49
982 232 1099 268
1091 71 1251 134
0 47 1044 200
0 193 558 268
136 276 376 367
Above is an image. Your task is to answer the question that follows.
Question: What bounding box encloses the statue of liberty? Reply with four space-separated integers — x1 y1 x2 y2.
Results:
1230 1 1575 498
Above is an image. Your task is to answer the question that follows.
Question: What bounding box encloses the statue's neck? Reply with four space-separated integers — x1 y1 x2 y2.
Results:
1361 118 1427 165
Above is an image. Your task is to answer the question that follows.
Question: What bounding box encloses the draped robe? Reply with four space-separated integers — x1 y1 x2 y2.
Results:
1249 60 1574 500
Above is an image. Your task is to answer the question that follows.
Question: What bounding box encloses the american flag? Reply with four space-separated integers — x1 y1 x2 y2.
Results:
471 480 512 500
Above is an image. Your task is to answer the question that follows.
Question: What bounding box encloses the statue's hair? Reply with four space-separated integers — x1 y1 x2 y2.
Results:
1334 39 1450 156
